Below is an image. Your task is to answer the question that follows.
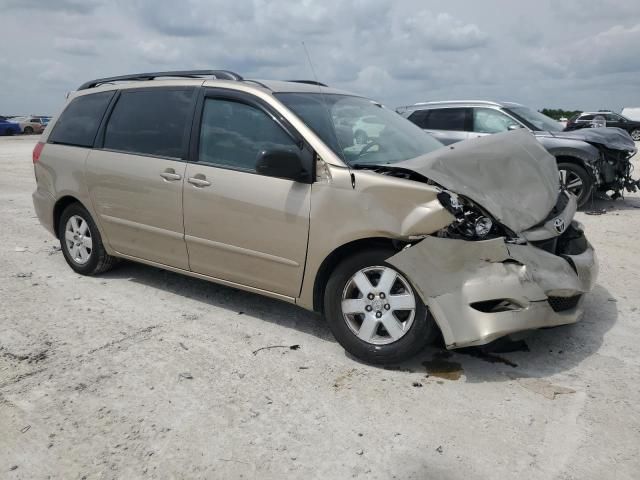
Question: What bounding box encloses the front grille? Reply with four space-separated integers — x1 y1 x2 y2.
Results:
531 224 588 256
547 295 582 312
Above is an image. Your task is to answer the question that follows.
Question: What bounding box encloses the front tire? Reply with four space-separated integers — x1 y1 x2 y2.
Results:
324 248 438 364
23 126 34 135
58 203 117 275
557 162 593 207
631 129 640 141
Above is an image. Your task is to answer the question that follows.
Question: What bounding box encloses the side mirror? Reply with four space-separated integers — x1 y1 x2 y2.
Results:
255 148 309 182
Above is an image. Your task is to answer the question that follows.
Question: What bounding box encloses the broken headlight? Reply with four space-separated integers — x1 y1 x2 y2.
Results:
436 191 505 240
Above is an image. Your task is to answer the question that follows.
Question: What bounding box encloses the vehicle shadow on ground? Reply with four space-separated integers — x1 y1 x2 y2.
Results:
104 261 617 382
580 195 640 213
101 262 335 342
389 284 618 383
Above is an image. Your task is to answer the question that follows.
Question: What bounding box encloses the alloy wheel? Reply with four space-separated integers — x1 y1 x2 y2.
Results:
559 168 585 199
341 266 416 345
64 215 93 265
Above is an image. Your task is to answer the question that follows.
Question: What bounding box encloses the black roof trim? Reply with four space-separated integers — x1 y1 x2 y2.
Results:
287 80 329 87
77 70 244 90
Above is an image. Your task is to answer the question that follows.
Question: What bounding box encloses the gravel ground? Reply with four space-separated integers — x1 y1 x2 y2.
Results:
1 135 639 480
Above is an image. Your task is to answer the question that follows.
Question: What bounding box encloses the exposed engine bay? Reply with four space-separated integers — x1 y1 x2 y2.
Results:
595 145 639 198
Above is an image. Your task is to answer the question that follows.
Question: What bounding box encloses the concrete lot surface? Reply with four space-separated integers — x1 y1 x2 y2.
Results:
1 135 639 479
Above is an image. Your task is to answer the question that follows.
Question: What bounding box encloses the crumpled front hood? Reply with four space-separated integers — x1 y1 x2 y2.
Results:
393 129 559 233
538 127 636 153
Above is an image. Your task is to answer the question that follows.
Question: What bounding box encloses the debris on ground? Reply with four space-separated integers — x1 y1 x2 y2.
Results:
516 378 576 400
14 247 27 252
436 446 443 454
178 372 193 380
179 342 188 350
356 449 364 455
15 272 32 278
412 382 423 387
252 344 300 355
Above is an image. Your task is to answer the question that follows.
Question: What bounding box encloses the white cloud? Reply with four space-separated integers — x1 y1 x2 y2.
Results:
0 0 639 115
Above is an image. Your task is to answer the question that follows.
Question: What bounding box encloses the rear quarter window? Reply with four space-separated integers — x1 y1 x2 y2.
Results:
103 88 195 159
49 91 115 147
423 108 468 131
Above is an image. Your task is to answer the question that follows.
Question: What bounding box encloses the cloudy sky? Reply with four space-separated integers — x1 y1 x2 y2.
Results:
1 0 639 115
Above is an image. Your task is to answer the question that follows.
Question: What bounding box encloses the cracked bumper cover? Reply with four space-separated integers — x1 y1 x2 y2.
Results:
388 227 598 348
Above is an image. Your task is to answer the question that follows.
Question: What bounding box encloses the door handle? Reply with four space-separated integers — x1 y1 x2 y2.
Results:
188 176 211 187
160 170 182 181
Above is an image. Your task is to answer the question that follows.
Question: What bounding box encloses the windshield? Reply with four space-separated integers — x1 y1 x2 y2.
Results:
276 93 443 166
505 106 563 132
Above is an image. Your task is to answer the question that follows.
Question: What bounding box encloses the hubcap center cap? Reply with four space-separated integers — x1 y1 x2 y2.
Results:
371 297 383 311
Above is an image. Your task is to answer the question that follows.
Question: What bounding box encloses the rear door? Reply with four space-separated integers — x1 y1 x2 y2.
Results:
86 87 197 270
410 108 471 145
182 89 312 297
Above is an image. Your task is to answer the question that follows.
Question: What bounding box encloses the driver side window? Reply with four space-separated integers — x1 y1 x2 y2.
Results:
473 108 520 134
199 98 299 172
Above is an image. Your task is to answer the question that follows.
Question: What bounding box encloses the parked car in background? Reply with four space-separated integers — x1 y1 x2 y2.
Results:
621 107 640 122
397 100 639 206
32 70 597 364
0 116 20 136
565 111 640 140
13 116 47 134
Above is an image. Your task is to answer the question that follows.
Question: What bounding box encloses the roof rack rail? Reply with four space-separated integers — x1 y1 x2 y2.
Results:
77 70 244 90
287 80 328 87
242 79 272 90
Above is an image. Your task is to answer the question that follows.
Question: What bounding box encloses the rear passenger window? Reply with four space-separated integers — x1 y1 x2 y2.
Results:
198 98 298 172
49 91 115 147
423 108 468 131
407 110 429 129
104 89 195 159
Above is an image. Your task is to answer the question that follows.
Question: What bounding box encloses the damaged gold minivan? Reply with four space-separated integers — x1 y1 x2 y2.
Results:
32 70 598 363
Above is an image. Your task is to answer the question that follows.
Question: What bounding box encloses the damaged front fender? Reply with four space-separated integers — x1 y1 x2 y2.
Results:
387 232 598 348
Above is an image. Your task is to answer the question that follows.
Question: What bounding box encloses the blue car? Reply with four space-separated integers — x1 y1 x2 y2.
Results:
0 117 20 136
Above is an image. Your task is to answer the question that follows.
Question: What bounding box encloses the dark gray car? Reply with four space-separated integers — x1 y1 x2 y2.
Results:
397 100 639 206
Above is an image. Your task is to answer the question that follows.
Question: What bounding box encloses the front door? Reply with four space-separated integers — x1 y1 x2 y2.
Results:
183 92 312 297
471 107 522 139
86 87 196 270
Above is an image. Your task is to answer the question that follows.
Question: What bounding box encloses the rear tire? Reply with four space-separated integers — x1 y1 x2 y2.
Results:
23 126 34 135
631 129 640 141
557 161 593 207
58 203 117 275
324 248 438 364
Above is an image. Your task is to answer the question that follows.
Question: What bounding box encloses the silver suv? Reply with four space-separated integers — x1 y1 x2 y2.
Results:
32 71 597 363
398 100 638 206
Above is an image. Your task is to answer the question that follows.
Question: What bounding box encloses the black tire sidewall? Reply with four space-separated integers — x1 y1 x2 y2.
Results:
631 129 640 140
557 161 593 207
324 248 436 364
58 203 104 275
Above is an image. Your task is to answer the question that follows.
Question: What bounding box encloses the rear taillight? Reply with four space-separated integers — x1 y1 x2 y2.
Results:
32 142 44 164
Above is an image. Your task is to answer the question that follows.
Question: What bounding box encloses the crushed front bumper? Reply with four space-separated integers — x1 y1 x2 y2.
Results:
388 223 598 348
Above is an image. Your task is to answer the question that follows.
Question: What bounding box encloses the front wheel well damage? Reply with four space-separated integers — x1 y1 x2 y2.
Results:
312 237 401 313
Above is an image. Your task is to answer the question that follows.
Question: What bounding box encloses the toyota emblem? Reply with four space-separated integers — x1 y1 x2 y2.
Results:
553 217 565 234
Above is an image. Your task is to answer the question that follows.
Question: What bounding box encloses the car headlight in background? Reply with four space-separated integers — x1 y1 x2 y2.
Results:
436 190 503 240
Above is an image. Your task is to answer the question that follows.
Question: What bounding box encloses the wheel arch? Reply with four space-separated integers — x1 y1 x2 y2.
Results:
53 195 86 238
312 236 400 313
554 153 599 183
